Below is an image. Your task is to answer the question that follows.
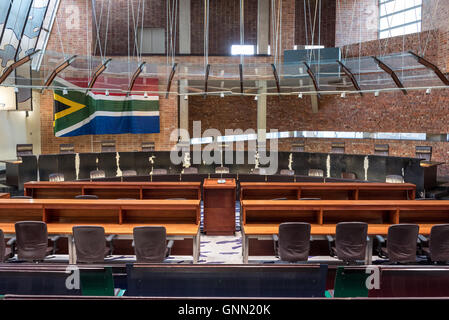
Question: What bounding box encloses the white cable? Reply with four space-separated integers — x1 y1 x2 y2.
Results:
103 0 111 59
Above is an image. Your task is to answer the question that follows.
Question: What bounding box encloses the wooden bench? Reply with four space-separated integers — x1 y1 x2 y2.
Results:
241 199 449 263
24 181 202 200
0 199 201 263
0 193 10 199
240 182 416 201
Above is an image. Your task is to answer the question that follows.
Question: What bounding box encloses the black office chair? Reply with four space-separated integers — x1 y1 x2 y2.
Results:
0 230 12 263
327 222 368 264
49 173 65 182
273 222 311 263
341 172 357 180
133 226 174 263
152 169 168 175
377 224 419 263
90 170 106 179
122 170 137 177
280 169 295 176
419 224 449 264
72 226 108 264
182 167 198 174
75 194 99 200
14 221 58 262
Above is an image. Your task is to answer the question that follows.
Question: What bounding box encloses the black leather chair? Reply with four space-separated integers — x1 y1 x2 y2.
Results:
215 167 229 174
133 226 174 263
419 224 449 263
122 170 137 177
308 169 324 177
280 169 295 176
273 222 311 263
90 170 106 179
341 172 357 180
182 167 198 174
14 221 57 262
0 230 11 263
72 226 109 264
75 194 99 200
327 222 368 264
49 173 65 182
152 169 168 175
377 224 419 263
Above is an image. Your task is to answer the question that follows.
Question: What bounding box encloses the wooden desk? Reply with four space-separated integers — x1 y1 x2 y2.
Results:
203 178 236 235
240 182 416 201
24 181 201 200
241 199 449 263
0 199 201 264
0 193 9 199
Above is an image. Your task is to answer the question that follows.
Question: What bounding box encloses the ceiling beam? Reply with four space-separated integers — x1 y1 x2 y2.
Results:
165 63 178 98
87 58 112 92
239 64 244 94
372 56 407 95
408 51 449 86
303 62 320 98
204 63 210 98
271 63 281 95
336 60 363 96
128 62 146 93
0 50 41 85
42 55 77 91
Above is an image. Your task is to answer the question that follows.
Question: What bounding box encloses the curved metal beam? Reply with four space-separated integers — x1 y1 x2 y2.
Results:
408 51 449 86
128 62 146 92
271 64 281 95
42 55 77 91
0 50 41 85
303 62 320 97
372 56 407 95
204 63 210 98
336 60 363 96
87 58 112 92
165 63 178 98
239 64 244 94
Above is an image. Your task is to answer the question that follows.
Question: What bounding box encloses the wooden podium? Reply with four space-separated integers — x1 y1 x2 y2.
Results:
203 178 236 235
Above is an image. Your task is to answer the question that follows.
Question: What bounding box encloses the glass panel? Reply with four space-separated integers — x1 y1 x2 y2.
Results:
0 0 33 71
17 0 49 60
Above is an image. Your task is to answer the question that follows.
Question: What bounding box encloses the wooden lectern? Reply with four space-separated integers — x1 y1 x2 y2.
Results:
203 178 236 235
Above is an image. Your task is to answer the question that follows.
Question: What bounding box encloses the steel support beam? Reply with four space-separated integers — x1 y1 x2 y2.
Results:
372 56 407 95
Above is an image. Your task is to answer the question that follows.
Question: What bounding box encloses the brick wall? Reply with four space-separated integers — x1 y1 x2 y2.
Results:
295 0 336 48
335 0 378 48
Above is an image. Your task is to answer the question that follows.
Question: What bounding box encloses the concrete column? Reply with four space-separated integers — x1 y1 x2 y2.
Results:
179 0 191 54
257 81 267 146
257 0 269 54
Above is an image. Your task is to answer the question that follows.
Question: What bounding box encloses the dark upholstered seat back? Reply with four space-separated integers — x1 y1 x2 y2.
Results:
387 224 419 263
278 222 311 262
0 230 5 263
122 170 137 177
73 226 106 263
90 170 106 179
133 226 167 263
49 173 65 182
335 222 368 262
15 221 48 261
75 194 99 199
429 224 449 262
182 167 198 174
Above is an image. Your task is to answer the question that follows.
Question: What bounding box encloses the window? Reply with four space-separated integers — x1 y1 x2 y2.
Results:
379 0 422 39
138 28 165 54
231 45 255 55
